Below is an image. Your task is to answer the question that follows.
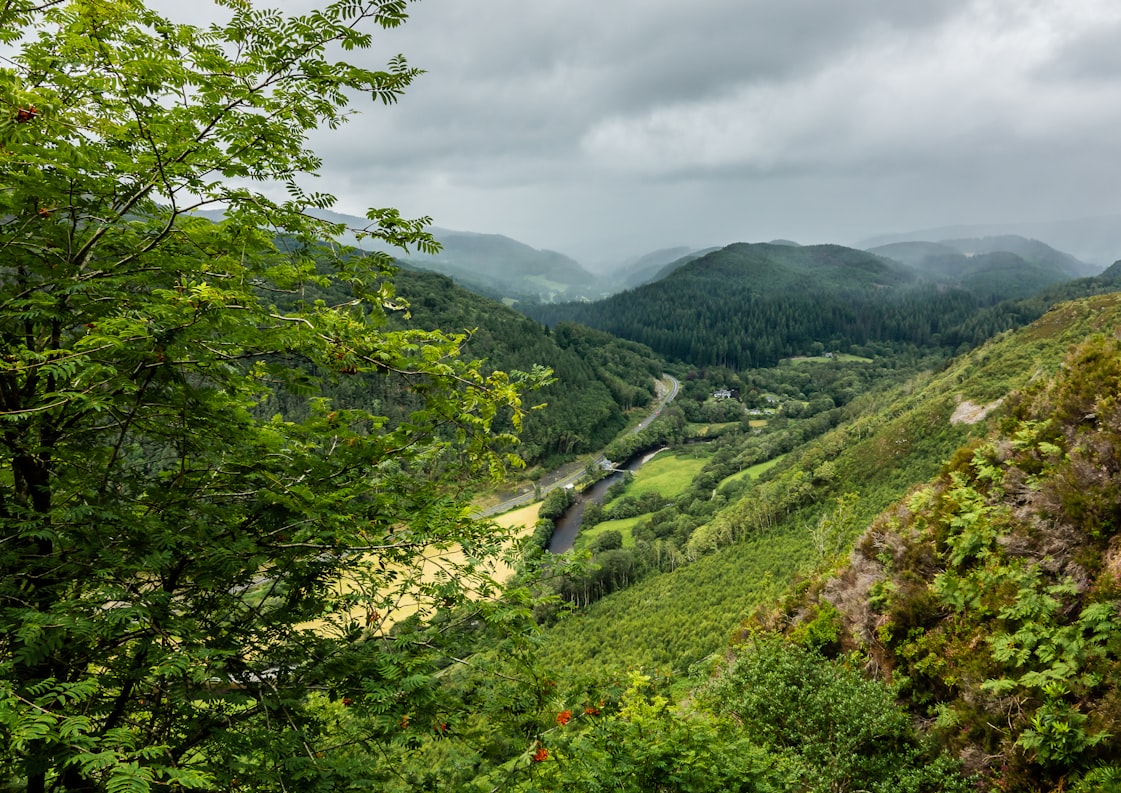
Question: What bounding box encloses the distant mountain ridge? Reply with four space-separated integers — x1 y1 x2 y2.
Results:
521 240 1115 369
291 209 595 302
859 218 1117 271
196 207 1107 304
867 235 1083 300
605 246 719 291
405 229 596 303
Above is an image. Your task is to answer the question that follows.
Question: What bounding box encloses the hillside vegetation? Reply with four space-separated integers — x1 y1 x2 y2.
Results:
368 290 1121 793
498 292 1121 792
267 264 666 468
388 269 667 466
523 241 1082 369
755 300 1121 789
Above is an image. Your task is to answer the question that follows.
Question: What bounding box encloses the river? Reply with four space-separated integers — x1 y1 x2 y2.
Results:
546 448 664 553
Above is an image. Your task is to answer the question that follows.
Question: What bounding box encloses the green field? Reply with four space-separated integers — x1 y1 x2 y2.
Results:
688 421 742 438
575 515 643 549
573 451 710 550
623 450 709 501
784 353 873 364
718 454 785 488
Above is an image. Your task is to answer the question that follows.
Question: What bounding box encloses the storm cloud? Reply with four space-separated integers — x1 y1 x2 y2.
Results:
294 0 1121 264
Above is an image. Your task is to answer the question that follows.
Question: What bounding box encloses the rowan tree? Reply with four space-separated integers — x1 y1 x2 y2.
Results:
0 1 545 789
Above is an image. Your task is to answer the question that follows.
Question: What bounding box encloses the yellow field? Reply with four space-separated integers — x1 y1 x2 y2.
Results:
484 501 542 581
306 501 543 635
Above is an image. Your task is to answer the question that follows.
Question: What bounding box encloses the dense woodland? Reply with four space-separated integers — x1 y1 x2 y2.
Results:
6 1 1121 792
383 269 664 466
524 242 1114 369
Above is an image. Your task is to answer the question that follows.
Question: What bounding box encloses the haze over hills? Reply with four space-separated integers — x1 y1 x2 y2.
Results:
611 246 695 289
857 214 1121 271
521 240 1108 369
219 206 1111 305
868 237 1087 300
404 229 595 303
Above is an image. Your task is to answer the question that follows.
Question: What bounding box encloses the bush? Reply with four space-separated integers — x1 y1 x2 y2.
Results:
539 486 577 521
589 530 624 553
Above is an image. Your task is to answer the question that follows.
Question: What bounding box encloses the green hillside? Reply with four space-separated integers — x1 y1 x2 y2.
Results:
756 294 1121 790
870 237 1078 300
369 281 1121 793
387 268 666 466
523 242 1015 368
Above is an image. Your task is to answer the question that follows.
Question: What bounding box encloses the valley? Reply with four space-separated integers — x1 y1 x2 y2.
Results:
9 3 1121 791
368 238 1121 791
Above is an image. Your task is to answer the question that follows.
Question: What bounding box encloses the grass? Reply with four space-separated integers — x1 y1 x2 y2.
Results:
784 353 873 364
718 455 785 489
539 527 812 678
625 450 709 502
688 421 741 438
302 501 543 636
576 515 644 549
524 274 572 295
573 450 711 551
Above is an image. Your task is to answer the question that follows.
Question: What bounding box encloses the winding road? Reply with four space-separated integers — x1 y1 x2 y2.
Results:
476 374 679 517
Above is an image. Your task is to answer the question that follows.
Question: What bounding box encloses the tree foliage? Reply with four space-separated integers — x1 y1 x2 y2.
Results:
769 328 1121 789
0 1 545 790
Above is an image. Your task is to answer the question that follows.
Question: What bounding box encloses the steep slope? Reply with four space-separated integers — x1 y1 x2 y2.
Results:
524 242 997 368
869 240 1075 300
747 293 1121 790
387 268 664 465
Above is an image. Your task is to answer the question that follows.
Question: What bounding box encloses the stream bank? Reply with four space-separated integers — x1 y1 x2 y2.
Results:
546 448 664 553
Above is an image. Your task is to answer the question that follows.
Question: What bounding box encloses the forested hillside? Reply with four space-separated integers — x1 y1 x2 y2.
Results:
386 269 665 465
364 280 1121 791
524 242 1046 368
754 296 1121 790
255 260 662 468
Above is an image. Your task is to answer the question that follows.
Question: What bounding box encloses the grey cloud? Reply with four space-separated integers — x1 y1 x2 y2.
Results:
1042 20 1121 81
274 0 1121 262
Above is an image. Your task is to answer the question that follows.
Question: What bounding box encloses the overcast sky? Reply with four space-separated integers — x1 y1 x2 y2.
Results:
296 0 1121 265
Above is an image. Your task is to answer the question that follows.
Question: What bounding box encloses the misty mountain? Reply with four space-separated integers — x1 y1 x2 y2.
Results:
603 246 722 291
859 221 1112 272
868 237 1076 300
615 246 694 288
940 234 1089 276
298 209 597 303
404 229 599 302
523 242 947 368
